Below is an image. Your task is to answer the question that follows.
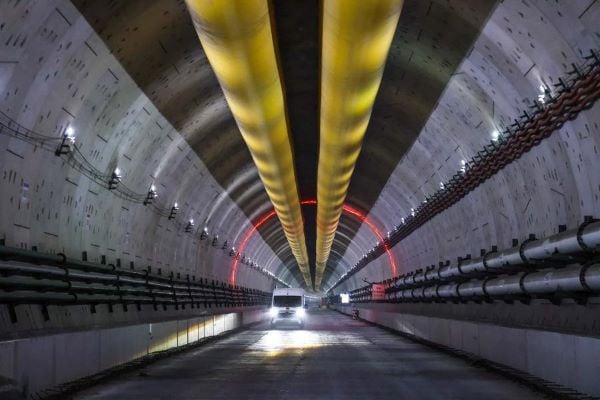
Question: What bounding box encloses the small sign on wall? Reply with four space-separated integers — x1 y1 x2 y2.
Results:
372 283 386 300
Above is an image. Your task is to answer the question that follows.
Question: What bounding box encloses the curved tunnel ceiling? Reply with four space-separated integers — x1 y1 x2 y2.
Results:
69 0 499 289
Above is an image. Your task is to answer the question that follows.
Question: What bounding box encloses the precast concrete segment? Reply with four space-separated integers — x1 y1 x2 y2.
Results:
73 310 545 400
315 0 404 288
185 0 311 286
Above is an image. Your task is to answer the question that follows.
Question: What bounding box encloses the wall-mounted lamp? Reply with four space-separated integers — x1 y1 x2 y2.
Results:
144 184 158 205
108 167 122 190
200 227 208 240
229 247 236 257
212 235 219 247
491 129 500 142
185 219 195 233
168 202 179 220
221 240 228 250
55 127 75 156
538 84 548 104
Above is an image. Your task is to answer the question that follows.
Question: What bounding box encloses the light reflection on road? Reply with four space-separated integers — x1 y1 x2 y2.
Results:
251 328 371 357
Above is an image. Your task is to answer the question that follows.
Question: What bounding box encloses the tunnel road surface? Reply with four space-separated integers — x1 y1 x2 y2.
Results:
74 310 544 400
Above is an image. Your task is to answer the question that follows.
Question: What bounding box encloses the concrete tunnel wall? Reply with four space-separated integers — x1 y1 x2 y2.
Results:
0 0 296 292
333 0 600 290
0 308 266 399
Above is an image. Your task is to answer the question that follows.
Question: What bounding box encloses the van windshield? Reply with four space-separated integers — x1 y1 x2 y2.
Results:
273 295 302 307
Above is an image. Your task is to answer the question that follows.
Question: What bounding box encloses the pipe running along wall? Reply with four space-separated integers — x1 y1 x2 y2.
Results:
185 0 312 286
347 220 600 303
0 246 272 307
315 0 404 288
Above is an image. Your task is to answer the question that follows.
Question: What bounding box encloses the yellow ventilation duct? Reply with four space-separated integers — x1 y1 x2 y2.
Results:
315 0 403 288
185 0 312 286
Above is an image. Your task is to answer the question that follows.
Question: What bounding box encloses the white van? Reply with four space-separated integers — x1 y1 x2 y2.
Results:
269 288 306 328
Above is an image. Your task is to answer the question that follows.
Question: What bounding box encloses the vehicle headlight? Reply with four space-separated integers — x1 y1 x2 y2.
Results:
269 307 278 317
296 307 305 317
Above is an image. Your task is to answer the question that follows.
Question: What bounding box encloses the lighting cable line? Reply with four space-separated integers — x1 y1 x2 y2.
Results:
0 111 288 287
329 48 600 292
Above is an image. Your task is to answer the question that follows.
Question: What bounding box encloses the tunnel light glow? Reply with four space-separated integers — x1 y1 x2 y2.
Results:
168 203 179 220
340 293 350 303
491 129 500 142
108 168 122 190
230 199 398 286
144 185 157 206
185 219 195 233
538 84 547 104
255 330 322 356
65 126 75 139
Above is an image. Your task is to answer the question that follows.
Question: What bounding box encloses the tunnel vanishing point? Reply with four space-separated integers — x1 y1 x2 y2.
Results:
0 0 600 399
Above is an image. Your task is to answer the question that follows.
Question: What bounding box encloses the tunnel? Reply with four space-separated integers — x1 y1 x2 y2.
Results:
0 0 599 398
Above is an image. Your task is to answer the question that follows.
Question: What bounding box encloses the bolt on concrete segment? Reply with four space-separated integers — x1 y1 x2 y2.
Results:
73 310 543 400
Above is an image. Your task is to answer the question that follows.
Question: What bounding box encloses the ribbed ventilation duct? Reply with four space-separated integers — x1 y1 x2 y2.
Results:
315 0 404 288
185 0 311 286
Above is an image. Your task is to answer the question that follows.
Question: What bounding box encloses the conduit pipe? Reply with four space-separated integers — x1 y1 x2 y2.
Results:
349 220 600 302
315 0 403 288
0 262 270 306
185 0 311 286
387 221 600 287
434 220 600 283
385 264 600 302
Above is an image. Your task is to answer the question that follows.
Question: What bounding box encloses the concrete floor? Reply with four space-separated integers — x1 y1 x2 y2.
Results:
74 310 544 400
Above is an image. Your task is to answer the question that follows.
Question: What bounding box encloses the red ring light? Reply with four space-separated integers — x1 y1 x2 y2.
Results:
231 199 398 285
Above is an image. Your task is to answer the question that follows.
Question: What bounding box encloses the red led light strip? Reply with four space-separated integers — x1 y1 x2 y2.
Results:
231 199 398 285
